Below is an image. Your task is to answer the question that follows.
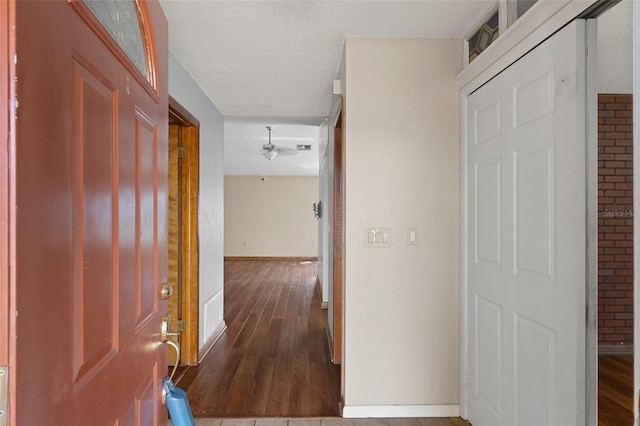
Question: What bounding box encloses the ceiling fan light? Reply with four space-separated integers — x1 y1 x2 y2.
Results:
263 150 277 160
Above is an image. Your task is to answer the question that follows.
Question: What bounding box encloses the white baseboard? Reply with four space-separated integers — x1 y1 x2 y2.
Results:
598 344 633 355
342 405 459 418
198 321 227 363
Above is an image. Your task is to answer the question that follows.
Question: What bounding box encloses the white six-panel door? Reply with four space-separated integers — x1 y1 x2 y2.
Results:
465 20 588 425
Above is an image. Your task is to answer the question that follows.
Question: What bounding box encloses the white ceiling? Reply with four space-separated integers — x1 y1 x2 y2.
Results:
157 1 495 175
158 1 633 176
224 118 322 176
158 1 495 118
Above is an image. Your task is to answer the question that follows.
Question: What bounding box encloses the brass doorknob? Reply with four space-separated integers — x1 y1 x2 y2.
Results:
161 316 181 342
160 282 173 300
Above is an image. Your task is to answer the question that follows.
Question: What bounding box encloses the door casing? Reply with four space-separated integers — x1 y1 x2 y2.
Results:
168 99 200 367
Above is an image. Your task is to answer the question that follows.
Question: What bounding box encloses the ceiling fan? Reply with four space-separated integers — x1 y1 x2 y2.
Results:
262 126 299 160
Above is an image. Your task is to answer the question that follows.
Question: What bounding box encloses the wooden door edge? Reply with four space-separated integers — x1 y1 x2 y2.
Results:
180 124 199 366
1 1 16 424
167 123 180 366
333 96 344 366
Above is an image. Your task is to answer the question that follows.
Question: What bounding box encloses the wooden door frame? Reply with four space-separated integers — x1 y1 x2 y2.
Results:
1 0 16 423
333 97 345 396
634 4 640 422
168 97 200 366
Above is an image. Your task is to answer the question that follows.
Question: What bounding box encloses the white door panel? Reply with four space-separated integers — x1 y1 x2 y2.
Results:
466 20 588 426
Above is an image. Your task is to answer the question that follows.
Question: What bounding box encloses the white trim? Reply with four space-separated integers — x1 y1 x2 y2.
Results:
599 344 634 355
499 0 509 36
506 0 517 28
458 0 598 95
458 92 469 420
585 18 599 426
198 321 227 363
342 405 459 419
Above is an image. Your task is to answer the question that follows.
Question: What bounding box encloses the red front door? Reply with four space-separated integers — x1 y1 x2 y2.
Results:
6 0 168 424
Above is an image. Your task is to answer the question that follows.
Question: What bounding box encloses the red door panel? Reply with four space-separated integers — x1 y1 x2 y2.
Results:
71 56 119 386
11 0 168 424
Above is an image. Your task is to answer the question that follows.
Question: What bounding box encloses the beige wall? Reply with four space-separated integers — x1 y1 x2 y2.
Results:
224 176 319 257
341 38 462 414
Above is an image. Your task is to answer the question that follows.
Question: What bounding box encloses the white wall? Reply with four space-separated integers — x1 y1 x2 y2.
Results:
224 176 319 257
324 48 346 343
340 38 462 416
168 53 225 352
318 120 330 304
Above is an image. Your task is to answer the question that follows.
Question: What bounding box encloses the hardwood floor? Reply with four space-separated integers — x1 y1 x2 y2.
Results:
599 354 633 426
180 259 631 423
184 258 341 417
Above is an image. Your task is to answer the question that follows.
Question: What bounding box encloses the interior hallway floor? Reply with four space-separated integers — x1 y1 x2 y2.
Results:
180 258 341 417
174 259 635 424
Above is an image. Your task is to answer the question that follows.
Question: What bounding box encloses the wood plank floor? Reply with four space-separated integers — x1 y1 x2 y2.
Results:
184 258 341 417
180 259 631 423
599 354 633 426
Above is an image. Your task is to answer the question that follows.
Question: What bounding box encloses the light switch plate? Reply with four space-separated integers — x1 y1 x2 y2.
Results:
364 228 391 248
407 227 418 245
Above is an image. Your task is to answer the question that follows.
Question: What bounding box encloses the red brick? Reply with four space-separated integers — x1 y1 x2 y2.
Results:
604 132 626 139
605 103 626 110
598 94 634 346
603 146 625 154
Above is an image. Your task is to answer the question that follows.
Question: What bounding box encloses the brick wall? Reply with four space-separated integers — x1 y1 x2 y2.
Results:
598 94 633 347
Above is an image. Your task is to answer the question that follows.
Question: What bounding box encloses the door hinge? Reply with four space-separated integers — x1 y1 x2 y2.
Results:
0 366 8 426
178 146 186 159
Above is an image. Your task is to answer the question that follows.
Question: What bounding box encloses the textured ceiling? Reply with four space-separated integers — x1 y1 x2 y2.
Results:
158 1 632 176
158 0 496 175
158 0 495 119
